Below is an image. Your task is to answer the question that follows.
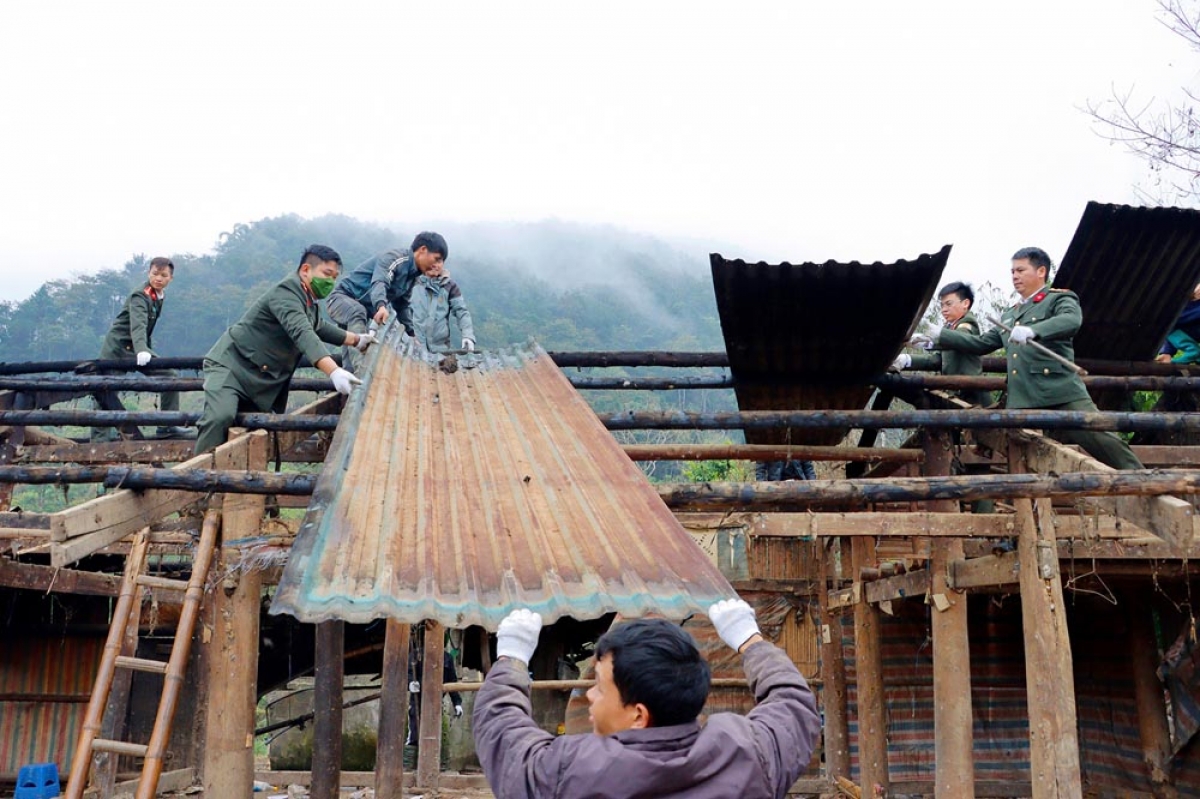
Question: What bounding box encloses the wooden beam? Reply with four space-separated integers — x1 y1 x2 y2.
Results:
48 431 257 565
0 558 120 596
1128 603 1178 798
977 428 1194 554
417 621 445 791
950 551 1021 589
817 542 849 782
852 538 888 796
622 443 923 463
374 620 410 799
311 621 346 799
1012 433 1082 799
863 570 931 605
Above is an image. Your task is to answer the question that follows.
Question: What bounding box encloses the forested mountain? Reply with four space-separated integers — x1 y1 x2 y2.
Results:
0 215 727 361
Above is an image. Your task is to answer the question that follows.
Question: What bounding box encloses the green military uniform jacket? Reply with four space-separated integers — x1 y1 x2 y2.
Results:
911 311 990 406
204 272 347 410
100 283 164 360
937 288 1090 409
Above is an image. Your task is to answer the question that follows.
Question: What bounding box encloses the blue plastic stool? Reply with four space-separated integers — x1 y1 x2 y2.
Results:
15 762 61 798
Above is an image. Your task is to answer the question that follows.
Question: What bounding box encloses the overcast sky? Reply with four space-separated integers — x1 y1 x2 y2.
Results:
0 0 1194 303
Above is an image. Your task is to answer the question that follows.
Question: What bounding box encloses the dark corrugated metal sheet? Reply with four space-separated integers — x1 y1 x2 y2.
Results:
710 248 950 445
1056 202 1200 361
270 333 732 629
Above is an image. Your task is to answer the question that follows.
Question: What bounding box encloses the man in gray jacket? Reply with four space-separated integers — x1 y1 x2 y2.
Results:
325 232 448 371
473 600 821 799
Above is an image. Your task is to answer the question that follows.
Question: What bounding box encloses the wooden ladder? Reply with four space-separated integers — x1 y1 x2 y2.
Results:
65 508 221 799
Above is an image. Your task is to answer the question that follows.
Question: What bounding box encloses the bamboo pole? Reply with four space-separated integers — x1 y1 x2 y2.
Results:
877 373 1200 392
0 376 331 392
0 465 316 494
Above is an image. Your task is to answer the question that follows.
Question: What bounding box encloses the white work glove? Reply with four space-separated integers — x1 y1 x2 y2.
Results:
136 351 152 367
408 680 420 694
1010 324 1036 344
354 330 378 352
891 353 911 371
330 367 363 395
462 338 475 352
708 598 761 652
908 333 936 350
496 608 543 663
453 703 464 718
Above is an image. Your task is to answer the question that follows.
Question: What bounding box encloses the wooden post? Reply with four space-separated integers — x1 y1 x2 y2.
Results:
852 537 888 794
311 620 346 799
1011 437 1082 799
817 539 850 780
924 430 975 797
416 621 445 790
201 433 267 798
375 620 411 799
1129 605 1178 799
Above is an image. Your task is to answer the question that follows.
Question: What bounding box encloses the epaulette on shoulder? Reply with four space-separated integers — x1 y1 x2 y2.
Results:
1048 287 1070 293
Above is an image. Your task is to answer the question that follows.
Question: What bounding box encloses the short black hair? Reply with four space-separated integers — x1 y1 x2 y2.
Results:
938 281 974 306
300 244 342 269
1012 246 1052 274
411 231 449 260
594 619 710 727
149 256 174 274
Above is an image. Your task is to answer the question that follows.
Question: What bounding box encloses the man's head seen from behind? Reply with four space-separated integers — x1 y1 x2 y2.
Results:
587 618 710 736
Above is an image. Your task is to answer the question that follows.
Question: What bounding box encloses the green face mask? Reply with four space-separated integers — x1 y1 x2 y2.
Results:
309 277 335 299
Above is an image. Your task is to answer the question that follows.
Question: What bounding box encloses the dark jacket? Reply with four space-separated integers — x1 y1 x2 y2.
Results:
204 272 346 409
100 283 164 359
473 641 821 799
406 274 475 352
331 248 421 315
937 288 1090 409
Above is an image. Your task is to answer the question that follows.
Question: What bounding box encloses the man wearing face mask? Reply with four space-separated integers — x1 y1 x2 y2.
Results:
193 244 375 454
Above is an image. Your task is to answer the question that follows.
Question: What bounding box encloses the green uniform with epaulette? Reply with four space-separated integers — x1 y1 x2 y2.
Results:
909 311 992 407
936 288 1142 470
195 272 348 454
97 282 181 414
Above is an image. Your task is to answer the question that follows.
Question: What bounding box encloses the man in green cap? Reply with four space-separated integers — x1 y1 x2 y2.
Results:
194 244 376 454
921 246 1142 470
94 256 193 440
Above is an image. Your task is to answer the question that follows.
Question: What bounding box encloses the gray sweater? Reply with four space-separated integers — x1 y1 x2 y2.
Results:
472 641 821 799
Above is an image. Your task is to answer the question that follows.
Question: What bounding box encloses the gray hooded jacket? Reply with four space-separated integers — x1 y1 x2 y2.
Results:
405 273 475 352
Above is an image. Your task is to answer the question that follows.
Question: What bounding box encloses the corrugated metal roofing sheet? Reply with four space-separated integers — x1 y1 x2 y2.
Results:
710 248 950 445
270 334 733 629
1056 202 1200 361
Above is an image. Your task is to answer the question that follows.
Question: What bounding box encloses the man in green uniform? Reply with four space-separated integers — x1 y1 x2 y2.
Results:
95 256 192 440
930 247 1142 470
194 245 375 454
892 281 993 407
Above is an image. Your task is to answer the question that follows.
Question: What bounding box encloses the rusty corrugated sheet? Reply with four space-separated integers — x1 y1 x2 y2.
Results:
710 248 950 445
1056 202 1200 361
270 334 733 629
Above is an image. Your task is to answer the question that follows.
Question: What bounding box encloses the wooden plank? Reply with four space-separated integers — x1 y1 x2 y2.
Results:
48 431 259 567
817 541 850 782
950 551 1021 589
828 585 857 610
98 767 196 798
417 621 446 790
0 558 120 595
978 428 1194 554
863 570 930 605
852 538 888 796
1010 434 1082 799
311 621 346 799
375 620 410 799
1132 445 1200 468
201 436 266 798
932 537 974 796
